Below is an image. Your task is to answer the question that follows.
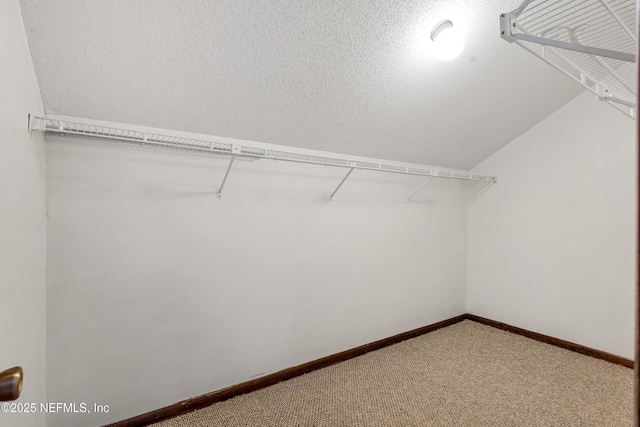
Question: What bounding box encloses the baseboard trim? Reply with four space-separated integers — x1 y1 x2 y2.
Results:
104 314 466 427
465 314 634 369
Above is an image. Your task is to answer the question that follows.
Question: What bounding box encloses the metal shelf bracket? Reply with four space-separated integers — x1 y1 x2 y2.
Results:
407 175 435 203
329 165 355 201
28 114 46 132
501 9 634 62
500 12 518 43
217 144 240 199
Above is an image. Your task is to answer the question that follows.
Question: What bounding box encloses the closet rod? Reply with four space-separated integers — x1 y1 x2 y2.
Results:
28 115 497 184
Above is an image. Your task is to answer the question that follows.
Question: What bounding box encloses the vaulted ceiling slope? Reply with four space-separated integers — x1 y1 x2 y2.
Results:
19 0 582 170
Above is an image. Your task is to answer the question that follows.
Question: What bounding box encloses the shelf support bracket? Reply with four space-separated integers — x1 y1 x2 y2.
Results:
501 11 635 63
217 156 235 199
217 144 242 199
407 176 435 202
329 167 355 201
28 114 45 132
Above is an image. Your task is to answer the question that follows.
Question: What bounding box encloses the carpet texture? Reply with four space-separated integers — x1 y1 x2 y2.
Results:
152 320 633 426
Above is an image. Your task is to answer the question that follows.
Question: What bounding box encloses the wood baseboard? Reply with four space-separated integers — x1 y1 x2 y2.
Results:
465 314 634 369
104 314 466 427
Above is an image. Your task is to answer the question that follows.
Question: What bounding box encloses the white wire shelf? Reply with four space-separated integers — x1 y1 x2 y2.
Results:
29 115 497 200
501 0 637 119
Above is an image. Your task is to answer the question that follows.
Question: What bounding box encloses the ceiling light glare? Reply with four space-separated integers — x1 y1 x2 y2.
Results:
430 20 465 61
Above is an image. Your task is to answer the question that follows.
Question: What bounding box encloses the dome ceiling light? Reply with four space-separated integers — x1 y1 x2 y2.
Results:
430 20 465 61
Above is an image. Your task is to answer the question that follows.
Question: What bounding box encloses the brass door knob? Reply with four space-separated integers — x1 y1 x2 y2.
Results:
0 367 23 401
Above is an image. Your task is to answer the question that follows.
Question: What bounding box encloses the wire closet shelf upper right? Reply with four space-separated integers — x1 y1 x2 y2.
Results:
500 0 637 119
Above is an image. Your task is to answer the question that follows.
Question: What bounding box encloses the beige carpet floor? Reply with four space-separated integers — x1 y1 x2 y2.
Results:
152 320 633 427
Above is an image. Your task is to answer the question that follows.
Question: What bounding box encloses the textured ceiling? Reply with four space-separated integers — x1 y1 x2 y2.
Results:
19 0 582 170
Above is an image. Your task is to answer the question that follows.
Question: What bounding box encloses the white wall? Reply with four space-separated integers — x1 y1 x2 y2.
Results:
46 135 468 426
468 91 636 359
0 1 47 427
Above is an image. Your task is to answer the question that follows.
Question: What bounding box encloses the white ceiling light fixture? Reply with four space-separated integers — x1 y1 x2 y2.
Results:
430 20 465 61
